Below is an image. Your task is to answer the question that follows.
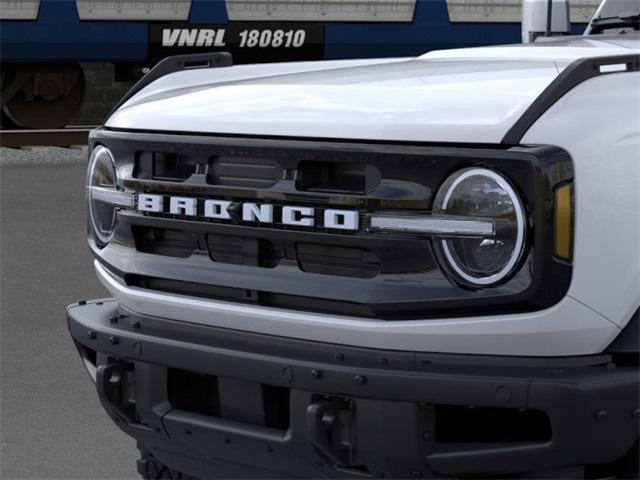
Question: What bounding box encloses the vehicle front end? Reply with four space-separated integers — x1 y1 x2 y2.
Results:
68 35 640 478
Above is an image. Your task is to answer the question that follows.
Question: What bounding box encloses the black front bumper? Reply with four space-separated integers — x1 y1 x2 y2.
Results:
68 300 639 479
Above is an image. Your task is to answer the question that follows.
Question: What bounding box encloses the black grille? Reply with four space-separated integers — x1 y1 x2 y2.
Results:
134 152 284 188
131 226 426 279
96 129 574 319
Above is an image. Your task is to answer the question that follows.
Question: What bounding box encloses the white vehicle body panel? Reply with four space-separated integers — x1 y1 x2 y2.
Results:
107 58 561 144
107 37 636 144
113 58 409 108
420 42 633 61
522 72 640 329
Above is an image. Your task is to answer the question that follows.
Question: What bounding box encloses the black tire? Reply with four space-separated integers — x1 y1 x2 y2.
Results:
137 446 196 480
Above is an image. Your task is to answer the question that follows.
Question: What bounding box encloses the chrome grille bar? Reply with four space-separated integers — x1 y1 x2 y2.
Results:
369 214 495 237
89 187 135 208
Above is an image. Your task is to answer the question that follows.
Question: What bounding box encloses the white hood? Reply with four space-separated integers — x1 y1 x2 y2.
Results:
106 35 638 144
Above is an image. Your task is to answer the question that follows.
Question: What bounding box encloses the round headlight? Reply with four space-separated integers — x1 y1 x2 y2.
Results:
87 145 117 245
433 168 526 288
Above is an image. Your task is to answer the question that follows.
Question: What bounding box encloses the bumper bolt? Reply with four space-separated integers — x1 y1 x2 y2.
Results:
109 336 119 345
311 369 323 379
595 410 607 421
334 353 344 363
109 316 119 324
266 446 274 453
131 321 141 330
423 432 432 442
355 375 367 385
410 469 423 478
184 429 192 436
281 366 293 384
495 385 511 404
87 330 97 339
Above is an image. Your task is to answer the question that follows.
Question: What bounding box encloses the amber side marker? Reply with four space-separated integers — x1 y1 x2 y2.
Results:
554 184 573 260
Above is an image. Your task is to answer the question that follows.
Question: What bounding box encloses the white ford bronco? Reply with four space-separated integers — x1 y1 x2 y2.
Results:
68 0 639 477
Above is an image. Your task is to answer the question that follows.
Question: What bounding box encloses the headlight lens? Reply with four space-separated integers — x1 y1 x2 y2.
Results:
433 168 526 288
87 145 118 245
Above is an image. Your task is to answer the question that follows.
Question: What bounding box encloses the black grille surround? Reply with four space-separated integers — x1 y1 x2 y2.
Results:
90 128 573 320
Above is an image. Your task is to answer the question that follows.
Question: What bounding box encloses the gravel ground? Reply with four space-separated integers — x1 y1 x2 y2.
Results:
1 148 137 479
0 147 88 167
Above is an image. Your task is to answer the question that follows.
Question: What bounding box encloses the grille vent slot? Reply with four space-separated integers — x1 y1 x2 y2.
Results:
207 234 283 268
296 161 381 195
208 156 283 188
296 243 381 279
133 227 196 258
134 151 197 181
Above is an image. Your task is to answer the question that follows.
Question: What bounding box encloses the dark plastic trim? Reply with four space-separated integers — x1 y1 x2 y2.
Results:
502 54 640 145
606 308 640 355
67 299 640 478
106 52 233 121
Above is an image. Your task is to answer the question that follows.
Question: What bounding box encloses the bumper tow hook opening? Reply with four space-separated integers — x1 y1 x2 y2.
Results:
96 362 154 433
307 398 369 475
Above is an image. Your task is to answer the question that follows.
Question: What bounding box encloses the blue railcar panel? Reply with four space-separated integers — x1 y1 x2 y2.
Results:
570 24 588 34
1 22 148 62
35 0 79 22
188 0 228 23
0 0 590 63
0 0 147 61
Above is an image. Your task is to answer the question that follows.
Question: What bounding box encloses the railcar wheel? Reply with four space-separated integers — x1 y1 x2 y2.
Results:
0 110 19 129
1 63 86 129
0 67 19 128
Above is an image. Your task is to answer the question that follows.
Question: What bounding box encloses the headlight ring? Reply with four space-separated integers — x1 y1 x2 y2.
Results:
87 145 118 246
433 167 526 288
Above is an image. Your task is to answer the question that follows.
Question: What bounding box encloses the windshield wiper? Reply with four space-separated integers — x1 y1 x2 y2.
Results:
590 14 640 33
